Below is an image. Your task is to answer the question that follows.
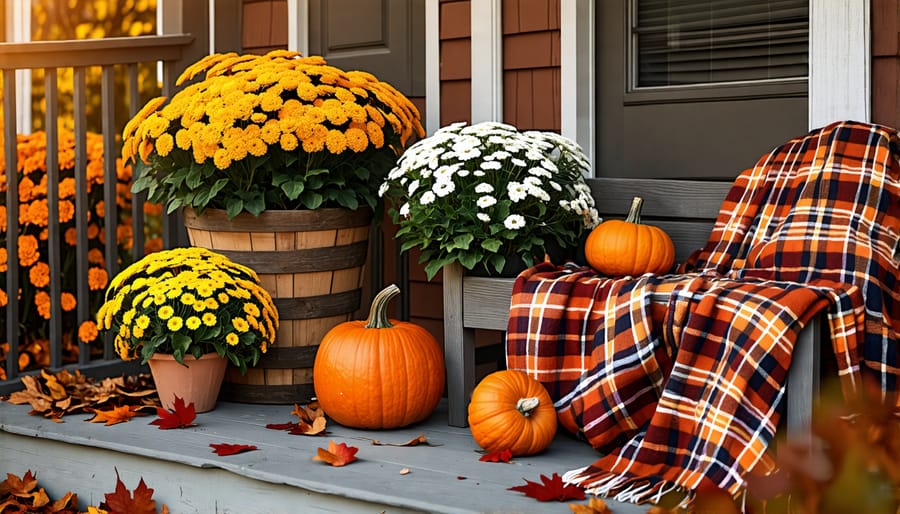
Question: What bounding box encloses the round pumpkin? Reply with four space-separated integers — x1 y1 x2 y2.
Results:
584 196 675 276
467 370 557 456
313 284 445 429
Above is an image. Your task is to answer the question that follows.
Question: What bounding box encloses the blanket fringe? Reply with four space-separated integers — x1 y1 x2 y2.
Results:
564 467 690 506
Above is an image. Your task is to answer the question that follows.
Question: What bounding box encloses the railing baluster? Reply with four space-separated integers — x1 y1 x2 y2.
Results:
127 63 145 259
3 70 20 381
100 65 117 361
44 68 63 369
73 66 91 366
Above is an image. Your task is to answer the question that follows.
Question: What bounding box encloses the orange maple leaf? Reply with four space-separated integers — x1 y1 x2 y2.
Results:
569 497 612 514
101 471 158 514
313 440 359 467
288 416 327 436
479 448 513 462
87 405 143 426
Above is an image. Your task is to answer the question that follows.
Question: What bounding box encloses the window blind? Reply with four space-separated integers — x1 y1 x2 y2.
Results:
634 0 809 87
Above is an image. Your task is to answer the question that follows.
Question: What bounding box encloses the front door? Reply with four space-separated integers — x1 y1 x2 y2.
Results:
597 0 809 179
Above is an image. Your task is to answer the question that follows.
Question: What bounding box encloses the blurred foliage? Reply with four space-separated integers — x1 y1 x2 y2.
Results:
29 0 160 134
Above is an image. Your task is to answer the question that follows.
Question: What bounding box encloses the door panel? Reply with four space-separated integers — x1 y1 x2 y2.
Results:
308 0 424 96
597 0 809 180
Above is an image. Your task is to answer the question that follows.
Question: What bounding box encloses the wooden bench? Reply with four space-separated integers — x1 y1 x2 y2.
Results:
442 177 823 443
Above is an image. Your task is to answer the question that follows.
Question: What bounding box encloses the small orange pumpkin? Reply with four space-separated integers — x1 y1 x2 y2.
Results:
584 196 675 276
467 370 557 456
313 284 445 429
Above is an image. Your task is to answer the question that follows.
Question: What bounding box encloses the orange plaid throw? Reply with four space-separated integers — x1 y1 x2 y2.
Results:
506 120 900 503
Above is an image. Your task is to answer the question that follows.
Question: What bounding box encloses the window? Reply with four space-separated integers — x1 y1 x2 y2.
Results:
630 0 808 90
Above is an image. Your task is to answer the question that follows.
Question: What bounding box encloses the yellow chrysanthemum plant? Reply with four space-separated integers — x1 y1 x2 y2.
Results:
124 50 425 219
96 247 279 374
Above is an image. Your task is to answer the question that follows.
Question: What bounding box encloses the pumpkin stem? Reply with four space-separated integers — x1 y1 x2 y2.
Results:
364 284 401 329
516 397 541 417
625 196 643 224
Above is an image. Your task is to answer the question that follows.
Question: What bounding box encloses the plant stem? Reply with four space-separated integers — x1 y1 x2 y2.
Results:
364 284 401 329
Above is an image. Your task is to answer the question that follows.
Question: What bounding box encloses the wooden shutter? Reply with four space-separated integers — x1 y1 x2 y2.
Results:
633 0 808 87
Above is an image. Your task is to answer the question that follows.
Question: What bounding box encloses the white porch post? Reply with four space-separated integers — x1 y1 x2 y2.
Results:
808 0 870 128
425 0 441 135
470 0 503 123
560 0 595 171
8 1 32 133
286 0 309 56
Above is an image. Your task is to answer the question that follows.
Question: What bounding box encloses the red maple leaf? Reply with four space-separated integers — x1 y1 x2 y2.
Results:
312 440 359 467
210 443 258 456
149 395 196 430
101 470 158 514
479 448 513 463
508 473 585 502
265 421 299 430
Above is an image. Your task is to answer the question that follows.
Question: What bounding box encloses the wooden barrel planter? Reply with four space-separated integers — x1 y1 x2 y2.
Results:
182 207 372 404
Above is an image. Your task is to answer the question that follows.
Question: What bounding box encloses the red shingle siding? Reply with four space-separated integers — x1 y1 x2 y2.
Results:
440 0 472 126
872 0 900 130
242 0 288 53
500 0 560 131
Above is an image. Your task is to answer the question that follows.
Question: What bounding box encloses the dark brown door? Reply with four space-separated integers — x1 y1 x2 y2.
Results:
596 0 809 180
308 0 424 97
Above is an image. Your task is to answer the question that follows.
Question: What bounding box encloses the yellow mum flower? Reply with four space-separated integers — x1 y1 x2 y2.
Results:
155 133 175 156
226 333 240 346
136 315 151 329
232 317 250 333
345 127 369 153
167 316 184 331
202 312 217 326
243 303 261 317
186 316 202 330
158 305 174 320
325 130 347 154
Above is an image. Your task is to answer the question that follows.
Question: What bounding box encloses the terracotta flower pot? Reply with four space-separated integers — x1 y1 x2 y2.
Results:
148 352 227 413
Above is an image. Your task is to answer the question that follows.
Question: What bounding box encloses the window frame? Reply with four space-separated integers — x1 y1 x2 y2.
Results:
624 0 809 105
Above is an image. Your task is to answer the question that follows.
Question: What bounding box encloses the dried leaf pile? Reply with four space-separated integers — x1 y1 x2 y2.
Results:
0 470 167 514
2 370 158 421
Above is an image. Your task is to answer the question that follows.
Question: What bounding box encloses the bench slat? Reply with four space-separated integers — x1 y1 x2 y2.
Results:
590 177 732 220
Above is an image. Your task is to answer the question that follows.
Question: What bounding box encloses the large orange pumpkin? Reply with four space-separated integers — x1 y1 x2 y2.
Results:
584 196 675 276
467 370 557 456
313 284 445 429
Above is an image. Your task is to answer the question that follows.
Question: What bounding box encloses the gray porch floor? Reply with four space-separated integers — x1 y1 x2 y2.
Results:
0 398 649 514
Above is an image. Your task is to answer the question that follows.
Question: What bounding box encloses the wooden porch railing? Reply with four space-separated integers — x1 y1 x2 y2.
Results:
0 35 194 393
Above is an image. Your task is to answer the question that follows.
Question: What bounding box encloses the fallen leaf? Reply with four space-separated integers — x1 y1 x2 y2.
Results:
479 448 513 463
87 405 143 426
291 402 324 424
265 421 299 431
150 395 197 429
399 468 410 475
313 440 359 467
288 416 327 436
101 471 158 514
569 497 611 514
210 443 258 456
370 433 436 447
508 473 586 502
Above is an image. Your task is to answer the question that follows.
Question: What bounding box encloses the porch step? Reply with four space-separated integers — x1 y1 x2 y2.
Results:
0 400 648 514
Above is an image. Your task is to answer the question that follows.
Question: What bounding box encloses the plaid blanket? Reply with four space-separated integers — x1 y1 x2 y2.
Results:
505 120 900 502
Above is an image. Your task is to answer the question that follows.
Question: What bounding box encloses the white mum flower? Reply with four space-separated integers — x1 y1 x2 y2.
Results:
504 214 526 230
477 213 491 222
399 202 410 216
511 157 527 168
407 179 420 196
477 195 497 208
475 183 494 194
378 182 389 197
420 191 436 205
507 181 528 202
474 170 486 177
433 180 456 197
480 160 502 171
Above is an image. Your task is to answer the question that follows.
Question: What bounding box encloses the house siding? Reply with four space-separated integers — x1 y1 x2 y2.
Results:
872 0 900 129
241 0 289 54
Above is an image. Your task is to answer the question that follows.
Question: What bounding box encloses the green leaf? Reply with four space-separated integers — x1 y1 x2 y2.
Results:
301 191 324 209
448 233 474 251
481 238 503 253
280 178 305 200
225 199 245 219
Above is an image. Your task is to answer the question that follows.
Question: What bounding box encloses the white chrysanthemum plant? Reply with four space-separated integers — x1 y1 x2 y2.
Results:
380 121 601 280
